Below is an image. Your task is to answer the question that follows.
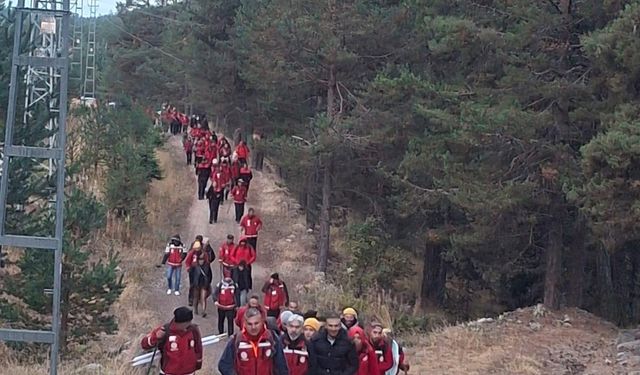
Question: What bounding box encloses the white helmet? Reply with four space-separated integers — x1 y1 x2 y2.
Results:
212 158 219 165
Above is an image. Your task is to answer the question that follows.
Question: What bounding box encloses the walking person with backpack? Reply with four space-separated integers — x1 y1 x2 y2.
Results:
161 235 186 296
262 273 289 318
213 275 241 336
231 179 248 224
140 307 203 375
218 307 289 375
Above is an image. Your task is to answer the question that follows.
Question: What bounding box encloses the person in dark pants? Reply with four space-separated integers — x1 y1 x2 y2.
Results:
206 184 223 224
183 136 193 165
213 275 240 336
240 208 262 251
308 312 359 375
230 180 248 224
195 158 211 200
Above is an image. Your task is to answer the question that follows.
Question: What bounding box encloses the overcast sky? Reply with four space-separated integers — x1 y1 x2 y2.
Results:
97 0 118 16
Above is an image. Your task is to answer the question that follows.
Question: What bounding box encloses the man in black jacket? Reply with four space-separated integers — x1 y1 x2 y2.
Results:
308 312 358 375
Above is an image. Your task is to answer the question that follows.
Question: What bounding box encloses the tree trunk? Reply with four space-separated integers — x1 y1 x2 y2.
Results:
565 218 586 307
305 166 317 229
316 158 331 272
420 236 446 309
233 127 242 146
595 246 618 321
544 217 563 309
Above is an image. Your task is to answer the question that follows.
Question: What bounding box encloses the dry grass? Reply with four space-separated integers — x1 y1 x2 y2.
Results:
409 307 618 375
0 139 193 374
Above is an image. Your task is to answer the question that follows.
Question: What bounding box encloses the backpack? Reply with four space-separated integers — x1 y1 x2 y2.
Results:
157 323 201 370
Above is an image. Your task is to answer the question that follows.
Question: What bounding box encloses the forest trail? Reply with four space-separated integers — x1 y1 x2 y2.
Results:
143 135 316 372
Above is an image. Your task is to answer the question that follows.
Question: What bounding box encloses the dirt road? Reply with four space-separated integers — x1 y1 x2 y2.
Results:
142 135 315 373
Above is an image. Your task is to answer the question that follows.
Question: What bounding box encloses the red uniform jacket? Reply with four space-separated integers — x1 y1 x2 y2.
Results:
184 249 210 271
372 339 393 374
231 243 256 266
196 158 211 170
183 139 193 153
195 141 206 158
349 326 380 375
205 146 217 163
219 242 236 265
220 164 232 185
233 329 277 375
231 185 248 204
235 144 250 160
231 161 241 180
211 170 226 192
164 244 185 267
281 335 309 375
214 280 239 310
190 127 202 139
240 215 262 238
141 321 203 375
262 281 288 311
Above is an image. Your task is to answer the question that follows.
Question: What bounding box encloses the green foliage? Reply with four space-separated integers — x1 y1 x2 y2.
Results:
102 0 640 325
343 217 410 296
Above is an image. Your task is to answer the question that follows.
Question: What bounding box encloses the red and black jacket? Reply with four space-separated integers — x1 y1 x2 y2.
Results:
280 334 309 375
141 321 203 375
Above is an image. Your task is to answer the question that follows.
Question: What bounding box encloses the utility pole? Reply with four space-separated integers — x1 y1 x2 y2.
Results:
70 0 83 86
0 1 71 375
82 0 96 100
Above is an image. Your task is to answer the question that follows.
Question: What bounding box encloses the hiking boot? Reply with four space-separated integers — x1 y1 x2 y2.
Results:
166 289 172 295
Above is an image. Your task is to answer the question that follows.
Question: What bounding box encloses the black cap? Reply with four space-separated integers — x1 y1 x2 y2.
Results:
174 307 193 323
270 273 279 280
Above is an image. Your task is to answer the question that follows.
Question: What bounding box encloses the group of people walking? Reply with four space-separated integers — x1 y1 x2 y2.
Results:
143 107 410 374
143 304 410 375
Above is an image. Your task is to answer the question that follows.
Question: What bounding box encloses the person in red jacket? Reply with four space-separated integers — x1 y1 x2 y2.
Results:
368 322 393 374
235 140 250 165
261 273 289 318
234 295 267 329
230 159 241 186
183 136 193 165
239 162 253 192
231 238 257 267
213 275 241 336
218 234 236 278
349 326 380 375
141 307 203 375
185 241 209 307
280 314 309 375
161 235 186 296
231 179 248 223
204 143 217 163
240 208 262 252
218 307 289 375
220 158 232 203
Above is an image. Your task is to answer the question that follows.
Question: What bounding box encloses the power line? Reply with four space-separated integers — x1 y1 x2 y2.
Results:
133 8 207 28
103 17 185 63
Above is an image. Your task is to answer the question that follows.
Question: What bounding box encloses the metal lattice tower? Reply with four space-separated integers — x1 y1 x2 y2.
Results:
82 0 96 99
0 1 70 374
70 0 83 83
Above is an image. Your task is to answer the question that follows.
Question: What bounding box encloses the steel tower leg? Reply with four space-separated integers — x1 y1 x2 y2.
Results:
0 1 71 374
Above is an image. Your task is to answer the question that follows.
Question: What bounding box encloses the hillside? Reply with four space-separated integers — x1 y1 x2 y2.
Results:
410 305 626 375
